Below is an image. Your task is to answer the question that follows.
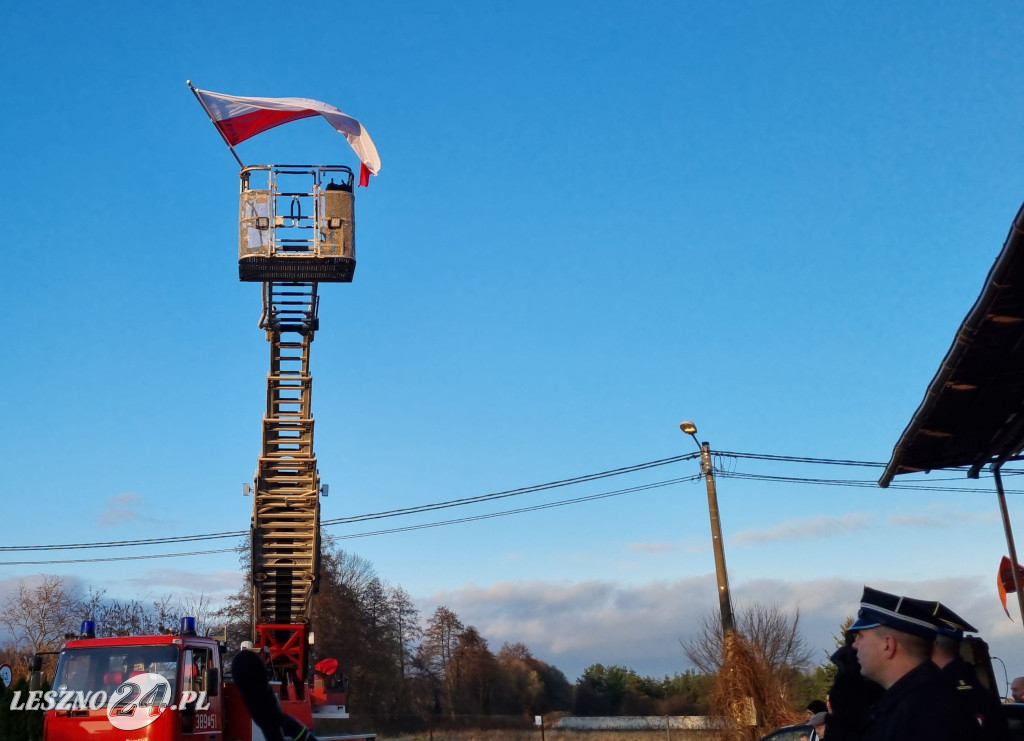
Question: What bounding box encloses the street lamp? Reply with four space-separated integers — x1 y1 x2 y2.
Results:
680 420 736 637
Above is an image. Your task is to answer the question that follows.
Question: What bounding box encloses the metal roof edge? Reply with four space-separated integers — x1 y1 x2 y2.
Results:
879 200 1024 487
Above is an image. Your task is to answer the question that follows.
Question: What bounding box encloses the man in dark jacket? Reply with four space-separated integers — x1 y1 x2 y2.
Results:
900 595 1010 741
933 631 1009 741
850 586 981 741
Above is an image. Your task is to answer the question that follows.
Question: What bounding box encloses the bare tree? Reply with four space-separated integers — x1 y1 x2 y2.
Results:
80 588 179 638
744 603 812 673
178 592 220 635
96 599 156 636
388 585 420 678
417 605 465 716
497 642 544 714
683 603 811 741
0 575 83 653
453 626 499 714
683 602 811 674
214 540 253 650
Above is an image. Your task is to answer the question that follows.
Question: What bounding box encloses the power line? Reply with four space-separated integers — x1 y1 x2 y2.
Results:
715 451 885 467
332 475 701 540
3 450 1020 561
0 530 246 552
5 462 1014 566
0 475 702 566
0 548 242 567
0 453 700 553
321 452 699 526
716 451 1024 477
717 470 1024 494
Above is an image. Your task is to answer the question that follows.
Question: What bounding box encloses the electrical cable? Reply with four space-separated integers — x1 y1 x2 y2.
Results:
3 450 1021 559
716 450 1024 478
321 452 700 526
0 453 700 553
715 451 886 467
0 547 242 566
717 470 1024 494
0 475 701 565
331 475 701 541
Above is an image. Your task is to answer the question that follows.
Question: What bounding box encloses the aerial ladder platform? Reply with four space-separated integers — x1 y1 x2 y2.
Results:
30 86 379 740
239 163 357 721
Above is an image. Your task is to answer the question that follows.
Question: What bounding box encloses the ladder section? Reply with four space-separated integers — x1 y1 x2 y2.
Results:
252 281 322 632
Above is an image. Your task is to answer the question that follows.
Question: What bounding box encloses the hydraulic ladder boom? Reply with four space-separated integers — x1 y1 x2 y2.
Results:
251 280 322 685
238 164 357 694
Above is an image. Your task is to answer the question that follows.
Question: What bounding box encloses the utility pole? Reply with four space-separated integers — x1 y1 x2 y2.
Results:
681 421 758 729
681 421 736 640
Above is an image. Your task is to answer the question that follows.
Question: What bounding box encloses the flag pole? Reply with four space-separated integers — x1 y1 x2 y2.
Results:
187 80 245 169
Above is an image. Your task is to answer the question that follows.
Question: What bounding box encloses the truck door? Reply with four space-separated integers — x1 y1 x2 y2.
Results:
181 646 221 739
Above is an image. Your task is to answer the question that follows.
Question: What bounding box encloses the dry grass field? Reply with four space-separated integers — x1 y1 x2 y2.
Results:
375 730 725 741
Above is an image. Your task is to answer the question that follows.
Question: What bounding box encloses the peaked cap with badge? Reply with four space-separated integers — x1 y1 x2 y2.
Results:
899 596 977 638
849 586 942 639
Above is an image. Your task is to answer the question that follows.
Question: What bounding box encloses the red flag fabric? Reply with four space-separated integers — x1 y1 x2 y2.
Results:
191 85 381 185
998 555 1024 619
315 658 339 676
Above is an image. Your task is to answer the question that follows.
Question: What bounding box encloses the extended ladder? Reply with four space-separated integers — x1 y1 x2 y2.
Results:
238 164 356 692
251 280 322 685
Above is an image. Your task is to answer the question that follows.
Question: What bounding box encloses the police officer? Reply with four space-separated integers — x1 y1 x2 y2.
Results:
850 586 981 741
919 602 1010 741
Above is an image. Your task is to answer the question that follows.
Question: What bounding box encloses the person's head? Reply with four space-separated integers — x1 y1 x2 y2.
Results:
901 595 976 670
849 586 937 689
853 625 933 688
804 699 827 720
1011 676 1024 703
932 632 960 668
808 711 828 738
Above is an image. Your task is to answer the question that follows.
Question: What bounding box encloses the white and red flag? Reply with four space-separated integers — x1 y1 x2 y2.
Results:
188 82 381 186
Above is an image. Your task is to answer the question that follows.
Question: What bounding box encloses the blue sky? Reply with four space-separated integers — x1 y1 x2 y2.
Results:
3 1 1024 685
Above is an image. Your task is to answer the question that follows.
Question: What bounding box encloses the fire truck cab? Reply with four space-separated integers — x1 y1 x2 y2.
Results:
37 619 226 741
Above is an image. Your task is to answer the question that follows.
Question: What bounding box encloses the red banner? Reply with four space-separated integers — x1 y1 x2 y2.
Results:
998 556 1024 619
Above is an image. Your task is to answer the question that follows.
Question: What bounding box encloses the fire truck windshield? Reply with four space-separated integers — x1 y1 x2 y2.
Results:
53 645 179 696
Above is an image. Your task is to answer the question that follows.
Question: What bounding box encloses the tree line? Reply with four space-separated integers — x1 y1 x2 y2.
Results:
0 543 833 737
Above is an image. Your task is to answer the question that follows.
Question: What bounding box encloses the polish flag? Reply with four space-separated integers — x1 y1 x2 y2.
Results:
190 85 381 186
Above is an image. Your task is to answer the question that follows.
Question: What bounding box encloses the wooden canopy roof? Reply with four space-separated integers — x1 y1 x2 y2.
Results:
880 202 1024 486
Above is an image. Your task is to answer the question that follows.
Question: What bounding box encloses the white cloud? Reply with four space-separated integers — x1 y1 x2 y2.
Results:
731 513 873 546
97 492 149 527
888 507 999 528
118 568 242 597
628 542 676 554
888 514 944 527
423 573 1024 689
426 576 720 679
95 492 185 529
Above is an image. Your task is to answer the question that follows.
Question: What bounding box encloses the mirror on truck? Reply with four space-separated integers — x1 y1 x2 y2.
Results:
206 667 219 697
28 655 43 692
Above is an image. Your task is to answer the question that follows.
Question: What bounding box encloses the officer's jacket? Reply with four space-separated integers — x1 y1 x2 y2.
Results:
862 661 982 741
